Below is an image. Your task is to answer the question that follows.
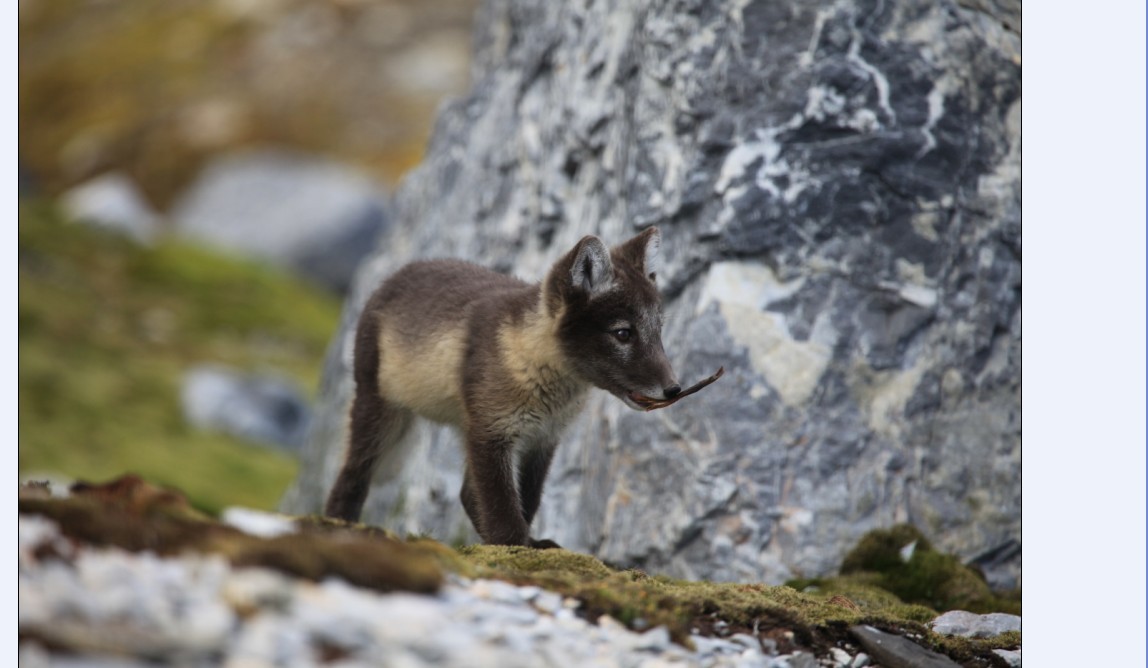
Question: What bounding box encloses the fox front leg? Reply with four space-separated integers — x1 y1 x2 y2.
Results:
516 442 561 549
463 437 532 546
459 468 485 538
326 391 413 522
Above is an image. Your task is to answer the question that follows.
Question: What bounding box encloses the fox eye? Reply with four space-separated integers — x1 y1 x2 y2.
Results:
612 328 632 343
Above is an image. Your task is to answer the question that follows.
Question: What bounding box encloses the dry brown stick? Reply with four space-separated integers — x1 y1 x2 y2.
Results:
634 366 725 411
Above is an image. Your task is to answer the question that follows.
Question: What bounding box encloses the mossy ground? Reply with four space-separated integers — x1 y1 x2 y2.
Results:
788 525 1021 617
21 477 1020 667
19 199 341 513
459 546 1018 665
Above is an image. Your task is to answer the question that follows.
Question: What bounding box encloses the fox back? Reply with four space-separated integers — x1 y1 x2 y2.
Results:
326 227 680 547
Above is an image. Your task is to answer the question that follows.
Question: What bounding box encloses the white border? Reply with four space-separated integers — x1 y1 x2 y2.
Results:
1024 3 1146 665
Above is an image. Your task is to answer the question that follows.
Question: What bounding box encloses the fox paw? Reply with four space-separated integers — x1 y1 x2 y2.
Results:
528 538 562 550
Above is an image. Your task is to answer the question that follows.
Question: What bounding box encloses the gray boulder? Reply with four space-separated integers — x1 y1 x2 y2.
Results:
172 149 389 293
182 365 311 451
281 0 1020 585
61 172 160 244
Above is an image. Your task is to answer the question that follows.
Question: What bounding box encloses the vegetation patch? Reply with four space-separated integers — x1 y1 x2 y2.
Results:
790 525 1021 616
456 539 1020 664
19 199 341 513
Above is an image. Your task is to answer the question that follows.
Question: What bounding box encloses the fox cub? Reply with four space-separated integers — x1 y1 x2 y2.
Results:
325 227 680 548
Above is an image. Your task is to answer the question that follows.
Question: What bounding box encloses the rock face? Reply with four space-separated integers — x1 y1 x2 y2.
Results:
172 149 390 294
282 0 1021 585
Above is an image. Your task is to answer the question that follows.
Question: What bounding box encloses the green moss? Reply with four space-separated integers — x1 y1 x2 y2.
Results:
835 524 1021 616
19 198 341 513
460 545 618 580
840 524 935 574
788 576 939 623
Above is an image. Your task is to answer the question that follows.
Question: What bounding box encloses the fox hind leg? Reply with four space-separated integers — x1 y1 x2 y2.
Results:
325 390 413 522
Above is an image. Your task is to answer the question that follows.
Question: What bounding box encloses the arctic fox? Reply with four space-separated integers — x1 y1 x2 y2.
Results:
325 227 680 548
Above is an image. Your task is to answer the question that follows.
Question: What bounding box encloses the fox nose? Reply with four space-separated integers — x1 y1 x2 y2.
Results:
663 384 682 399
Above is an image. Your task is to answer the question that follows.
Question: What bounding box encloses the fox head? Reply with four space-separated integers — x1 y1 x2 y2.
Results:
545 227 680 410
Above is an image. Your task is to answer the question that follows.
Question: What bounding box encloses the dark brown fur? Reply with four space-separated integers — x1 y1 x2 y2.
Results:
325 228 679 547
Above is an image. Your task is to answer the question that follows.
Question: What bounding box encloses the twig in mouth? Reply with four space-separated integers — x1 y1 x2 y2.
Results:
634 366 725 411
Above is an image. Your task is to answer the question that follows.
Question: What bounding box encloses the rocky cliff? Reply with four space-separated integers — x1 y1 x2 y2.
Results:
282 0 1021 585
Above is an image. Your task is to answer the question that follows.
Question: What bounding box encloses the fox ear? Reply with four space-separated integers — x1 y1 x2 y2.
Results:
570 235 614 296
618 226 661 280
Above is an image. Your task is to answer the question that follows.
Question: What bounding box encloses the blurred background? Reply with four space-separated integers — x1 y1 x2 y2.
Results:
19 0 480 513
21 0 1021 592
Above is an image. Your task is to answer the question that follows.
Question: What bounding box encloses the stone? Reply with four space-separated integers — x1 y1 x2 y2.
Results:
220 566 295 616
930 610 1021 638
181 365 311 451
780 652 820 668
966 538 1022 591
171 149 389 294
691 635 745 658
281 0 1021 587
829 647 852 666
850 626 960 668
993 648 1021 667
61 172 160 244
531 590 564 615
633 626 672 652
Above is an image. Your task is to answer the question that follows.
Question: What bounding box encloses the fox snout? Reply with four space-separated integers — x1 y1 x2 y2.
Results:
608 328 678 410
644 342 680 399
622 343 680 408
